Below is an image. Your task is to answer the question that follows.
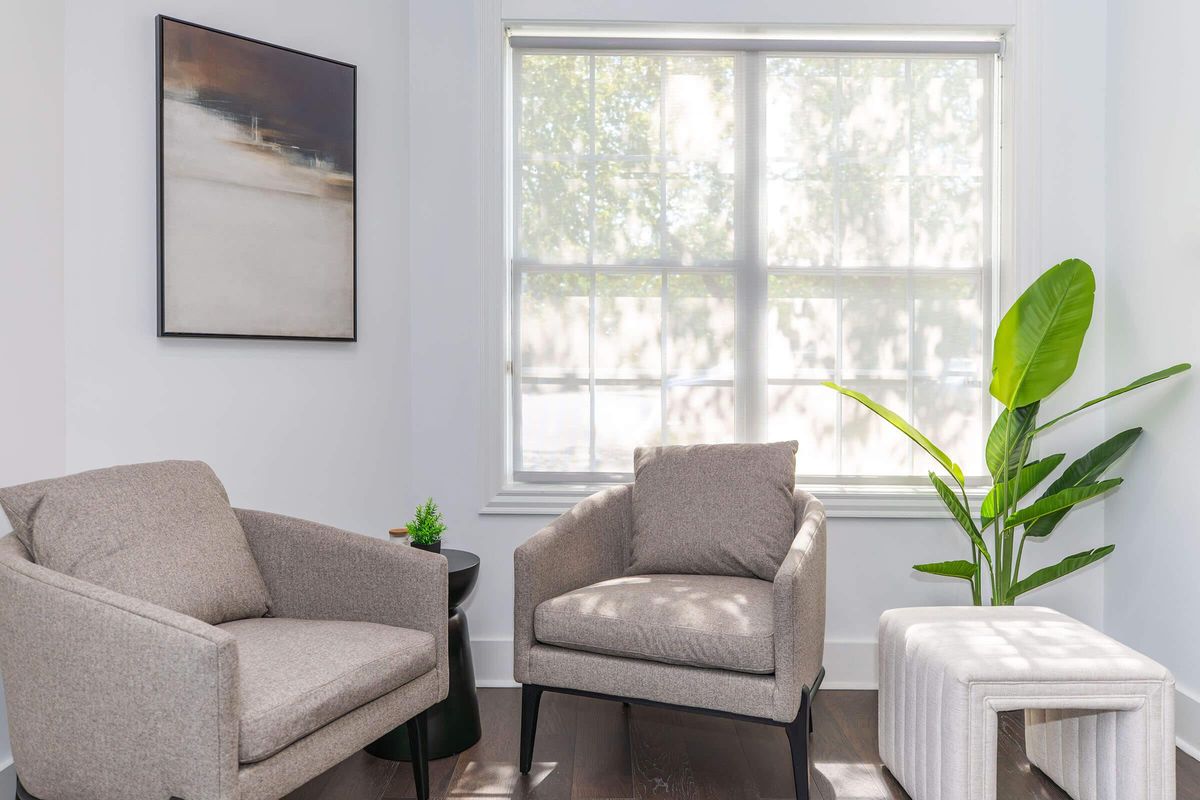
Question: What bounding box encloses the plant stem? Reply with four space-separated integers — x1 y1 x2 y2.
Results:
1014 533 1027 588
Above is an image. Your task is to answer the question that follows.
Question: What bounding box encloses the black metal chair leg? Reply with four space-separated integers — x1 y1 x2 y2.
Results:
784 688 813 800
519 683 543 774
407 711 430 800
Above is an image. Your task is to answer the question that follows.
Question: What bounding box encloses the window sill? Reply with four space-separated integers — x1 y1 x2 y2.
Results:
481 481 988 518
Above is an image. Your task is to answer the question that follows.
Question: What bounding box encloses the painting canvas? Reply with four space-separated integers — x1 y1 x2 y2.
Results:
157 16 356 340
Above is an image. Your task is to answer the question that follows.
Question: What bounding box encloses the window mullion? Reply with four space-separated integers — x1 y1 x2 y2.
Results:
736 52 767 443
587 55 598 471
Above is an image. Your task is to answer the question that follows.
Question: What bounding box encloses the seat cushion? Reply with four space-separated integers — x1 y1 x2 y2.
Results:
629 441 798 581
0 460 271 624
219 618 437 763
534 574 775 674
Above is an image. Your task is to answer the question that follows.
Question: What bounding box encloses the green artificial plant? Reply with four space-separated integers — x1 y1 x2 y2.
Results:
407 498 447 546
825 258 1189 605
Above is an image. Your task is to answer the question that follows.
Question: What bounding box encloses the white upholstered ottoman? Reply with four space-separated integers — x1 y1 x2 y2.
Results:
878 606 1175 800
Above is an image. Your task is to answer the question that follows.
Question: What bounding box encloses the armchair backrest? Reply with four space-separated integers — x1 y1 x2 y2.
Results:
0 460 270 625
627 441 799 581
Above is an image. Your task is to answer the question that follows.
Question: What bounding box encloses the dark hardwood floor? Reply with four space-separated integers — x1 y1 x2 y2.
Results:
286 688 1200 800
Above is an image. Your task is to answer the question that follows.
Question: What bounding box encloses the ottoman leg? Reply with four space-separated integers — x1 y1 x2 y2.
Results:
1024 703 1176 800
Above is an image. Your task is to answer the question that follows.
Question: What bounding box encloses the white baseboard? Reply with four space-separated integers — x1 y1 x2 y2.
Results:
469 637 1200 757
1177 683 1200 761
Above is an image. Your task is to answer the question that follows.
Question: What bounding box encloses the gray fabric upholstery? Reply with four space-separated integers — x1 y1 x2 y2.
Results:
535 574 775 673
0 460 270 625
513 484 632 684
771 490 827 722
236 670 441 800
0 506 449 800
0 534 240 800
629 441 798 581
514 485 826 723
219 618 436 763
236 508 450 703
528 643 778 720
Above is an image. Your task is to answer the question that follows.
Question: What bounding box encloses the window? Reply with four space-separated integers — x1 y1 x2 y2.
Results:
509 39 999 486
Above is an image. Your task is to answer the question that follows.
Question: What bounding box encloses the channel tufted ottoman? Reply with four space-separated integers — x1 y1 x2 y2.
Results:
878 606 1175 800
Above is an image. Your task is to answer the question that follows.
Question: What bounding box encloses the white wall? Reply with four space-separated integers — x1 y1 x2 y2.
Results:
409 0 1112 686
1104 0 1200 755
62 0 410 536
0 0 66 780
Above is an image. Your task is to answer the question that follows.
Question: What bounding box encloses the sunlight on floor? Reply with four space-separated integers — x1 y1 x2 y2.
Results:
447 760 556 798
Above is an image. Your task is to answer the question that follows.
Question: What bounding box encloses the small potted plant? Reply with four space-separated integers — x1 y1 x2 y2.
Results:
406 498 446 554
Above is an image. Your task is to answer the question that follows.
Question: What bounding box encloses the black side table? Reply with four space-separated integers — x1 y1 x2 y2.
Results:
368 548 482 760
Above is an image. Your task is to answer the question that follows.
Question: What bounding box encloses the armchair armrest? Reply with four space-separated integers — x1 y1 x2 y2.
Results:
771 490 827 723
235 509 449 700
513 484 631 683
0 534 239 800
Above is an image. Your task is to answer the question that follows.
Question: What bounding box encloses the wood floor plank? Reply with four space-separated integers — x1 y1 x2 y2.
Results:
443 687 577 800
675 712 758 800
629 705 701 799
813 691 904 800
280 687 1200 800
381 753 459 799
571 697 635 800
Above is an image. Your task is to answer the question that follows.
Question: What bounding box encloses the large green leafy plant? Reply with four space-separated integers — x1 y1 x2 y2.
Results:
826 259 1189 605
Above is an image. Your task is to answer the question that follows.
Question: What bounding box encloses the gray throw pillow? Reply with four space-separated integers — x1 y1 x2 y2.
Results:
0 460 271 624
629 441 798 581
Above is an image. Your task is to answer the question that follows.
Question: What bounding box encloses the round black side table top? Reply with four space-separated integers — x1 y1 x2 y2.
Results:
367 547 482 762
445 549 480 612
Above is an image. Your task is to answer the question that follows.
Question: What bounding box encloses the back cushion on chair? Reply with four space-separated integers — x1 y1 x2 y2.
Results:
0 460 270 624
629 441 798 581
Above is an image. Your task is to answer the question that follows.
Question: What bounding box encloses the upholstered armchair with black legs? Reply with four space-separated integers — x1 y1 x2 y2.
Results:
514 441 827 800
0 461 448 800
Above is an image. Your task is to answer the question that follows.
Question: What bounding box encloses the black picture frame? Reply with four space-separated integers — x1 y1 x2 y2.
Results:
156 15 357 342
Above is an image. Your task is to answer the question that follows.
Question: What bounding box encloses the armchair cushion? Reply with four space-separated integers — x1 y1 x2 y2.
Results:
0 460 270 624
629 441 798 580
218 617 436 763
534 574 775 674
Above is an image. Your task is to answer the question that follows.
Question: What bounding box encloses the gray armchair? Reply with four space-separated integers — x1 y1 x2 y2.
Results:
0 462 448 800
514 467 827 799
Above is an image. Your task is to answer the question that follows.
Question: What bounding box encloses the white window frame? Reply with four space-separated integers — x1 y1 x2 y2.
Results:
481 23 1024 518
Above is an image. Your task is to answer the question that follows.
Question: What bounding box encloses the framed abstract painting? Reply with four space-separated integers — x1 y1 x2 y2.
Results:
156 16 356 341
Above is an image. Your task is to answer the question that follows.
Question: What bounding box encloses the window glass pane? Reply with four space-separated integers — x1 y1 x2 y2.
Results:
767 384 839 474
766 172 835 266
911 58 985 177
666 162 735 263
841 380 910 474
593 162 660 263
913 274 982 379
518 162 590 263
841 275 909 376
518 54 590 156
912 177 983 267
666 272 735 378
664 56 736 263
666 385 735 445
913 380 983 475
767 274 837 378
595 273 662 380
519 382 590 472
839 178 910 267
595 386 661 471
595 55 661 157
519 272 590 378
